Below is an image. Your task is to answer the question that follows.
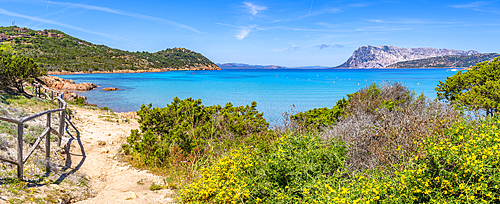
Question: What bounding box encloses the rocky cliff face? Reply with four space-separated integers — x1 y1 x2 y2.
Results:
337 45 479 68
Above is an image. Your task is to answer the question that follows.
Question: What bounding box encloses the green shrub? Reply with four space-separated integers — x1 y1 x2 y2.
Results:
436 57 500 116
326 115 500 203
124 97 269 168
0 52 43 94
180 133 346 203
291 98 347 130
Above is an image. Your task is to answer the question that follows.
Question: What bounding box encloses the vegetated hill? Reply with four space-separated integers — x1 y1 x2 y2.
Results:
0 26 219 72
217 63 287 69
386 53 500 68
335 45 479 68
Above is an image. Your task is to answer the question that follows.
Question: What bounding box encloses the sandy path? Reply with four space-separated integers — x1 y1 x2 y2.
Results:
65 105 175 203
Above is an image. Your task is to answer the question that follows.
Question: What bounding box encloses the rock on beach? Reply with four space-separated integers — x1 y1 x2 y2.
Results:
102 87 121 91
40 75 97 91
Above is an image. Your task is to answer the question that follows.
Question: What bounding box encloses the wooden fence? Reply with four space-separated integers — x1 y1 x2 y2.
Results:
0 83 66 179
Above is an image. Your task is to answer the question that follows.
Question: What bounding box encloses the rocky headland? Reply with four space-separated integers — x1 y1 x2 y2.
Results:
336 45 479 68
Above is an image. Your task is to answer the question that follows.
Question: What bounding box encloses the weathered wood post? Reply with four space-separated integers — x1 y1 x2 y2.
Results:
58 93 65 146
46 113 51 173
17 123 23 179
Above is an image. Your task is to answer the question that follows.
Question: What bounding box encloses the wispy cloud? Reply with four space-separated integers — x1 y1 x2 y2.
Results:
0 8 128 41
217 23 258 40
46 1 201 33
366 19 458 24
450 1 500 15
451 1 487 8
243 2 266 15
356 26 413 31
315 44 344 49
236 25 257 40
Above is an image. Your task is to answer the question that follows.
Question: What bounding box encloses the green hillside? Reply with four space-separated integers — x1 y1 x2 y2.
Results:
0 26 219 72
386 53 500 68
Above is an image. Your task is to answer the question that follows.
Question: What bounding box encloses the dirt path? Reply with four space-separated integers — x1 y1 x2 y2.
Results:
65 105 175 203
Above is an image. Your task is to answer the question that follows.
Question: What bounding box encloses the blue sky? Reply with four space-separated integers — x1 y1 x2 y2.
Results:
0 0 499 67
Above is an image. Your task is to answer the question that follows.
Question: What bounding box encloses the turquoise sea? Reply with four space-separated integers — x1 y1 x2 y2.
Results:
55 69 458 125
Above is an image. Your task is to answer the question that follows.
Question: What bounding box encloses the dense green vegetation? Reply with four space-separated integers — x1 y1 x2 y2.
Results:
387 53 500 68
290 98 347 130
436 56 500 115
119 58 500 203
0 26 218 72
0 44 43 94
122 97 270 181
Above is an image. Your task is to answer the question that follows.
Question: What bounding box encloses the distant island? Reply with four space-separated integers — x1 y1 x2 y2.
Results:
334 45 490 68
217 63 287 69
217 63 330 70
0 26 220 73
386 53 500 68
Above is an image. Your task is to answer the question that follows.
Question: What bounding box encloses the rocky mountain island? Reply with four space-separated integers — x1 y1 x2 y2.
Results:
336 45 479 68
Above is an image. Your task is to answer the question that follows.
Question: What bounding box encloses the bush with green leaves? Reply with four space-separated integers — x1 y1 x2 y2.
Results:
0 48 43 93
180 133 347 203
291 98 347 130
124 97 269 167
322 115 500 203
436 56 500 115
290 82 416 130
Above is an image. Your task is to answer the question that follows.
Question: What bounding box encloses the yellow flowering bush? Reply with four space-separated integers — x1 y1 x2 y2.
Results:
320 116 500 203
180 148 256 203
180 134 346 203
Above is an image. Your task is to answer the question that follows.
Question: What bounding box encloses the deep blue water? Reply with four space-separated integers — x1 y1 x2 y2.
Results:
55 69 458 125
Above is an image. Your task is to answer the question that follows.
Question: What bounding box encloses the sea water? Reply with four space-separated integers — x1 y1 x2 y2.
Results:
55 69 458 125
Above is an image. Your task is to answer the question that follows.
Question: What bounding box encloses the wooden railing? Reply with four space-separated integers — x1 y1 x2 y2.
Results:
0 83 66 179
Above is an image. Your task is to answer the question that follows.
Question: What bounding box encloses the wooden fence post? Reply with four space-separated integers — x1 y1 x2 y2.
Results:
46 113 51 173
17 124 23 179
58 101 65 146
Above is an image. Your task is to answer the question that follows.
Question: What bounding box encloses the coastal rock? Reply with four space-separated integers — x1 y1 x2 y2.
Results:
337 45 479 68
102 87 121 91
63 91 87 102
40 76 97 91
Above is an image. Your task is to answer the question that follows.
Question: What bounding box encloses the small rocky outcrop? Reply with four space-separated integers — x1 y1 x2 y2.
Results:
102 87 121 91
62 90 87 102
336 45 479 68
40 76 97 91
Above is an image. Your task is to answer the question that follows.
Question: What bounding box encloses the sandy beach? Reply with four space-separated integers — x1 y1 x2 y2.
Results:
66 105 175 203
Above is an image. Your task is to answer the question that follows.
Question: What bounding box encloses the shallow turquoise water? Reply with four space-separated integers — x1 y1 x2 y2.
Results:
55 69 458 125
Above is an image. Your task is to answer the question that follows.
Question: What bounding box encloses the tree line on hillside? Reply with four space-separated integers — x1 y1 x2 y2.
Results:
1 26 217 72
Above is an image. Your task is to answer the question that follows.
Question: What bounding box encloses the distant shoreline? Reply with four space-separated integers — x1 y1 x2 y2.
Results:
47 67 223 75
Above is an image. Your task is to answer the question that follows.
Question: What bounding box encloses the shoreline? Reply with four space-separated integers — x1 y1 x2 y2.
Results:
48 67 222 75
47 68 171 75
